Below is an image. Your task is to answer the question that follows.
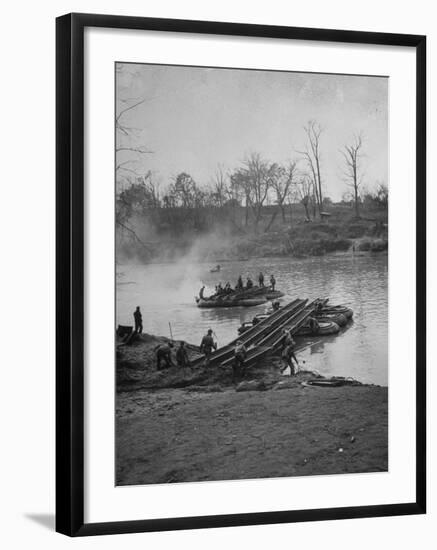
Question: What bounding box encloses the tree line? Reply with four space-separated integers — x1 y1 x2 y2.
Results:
115 87 387 247
116 150 387 244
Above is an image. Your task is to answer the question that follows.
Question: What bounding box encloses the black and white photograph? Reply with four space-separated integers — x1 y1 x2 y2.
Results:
0 0 431 546
115 62 389 486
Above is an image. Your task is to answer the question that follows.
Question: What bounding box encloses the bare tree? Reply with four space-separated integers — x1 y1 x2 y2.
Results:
115 64 155 251
297 121 324 216
115 171 160 253
230 167 251 227
271 161 298 223
341 133 364 218
211 164 229 207
297 174 315 221
115 64 155 190
170 173 202 208
375 181 388 208
230 153 275 233
115 96 153 186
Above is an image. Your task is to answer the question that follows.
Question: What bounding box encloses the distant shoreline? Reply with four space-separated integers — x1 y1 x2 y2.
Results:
117 204 388 265
116 247 388 268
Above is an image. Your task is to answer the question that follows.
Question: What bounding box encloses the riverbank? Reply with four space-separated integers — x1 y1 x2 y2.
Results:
116 333 388 485
116 332 366 392
221 219 387 260
119 207 388 263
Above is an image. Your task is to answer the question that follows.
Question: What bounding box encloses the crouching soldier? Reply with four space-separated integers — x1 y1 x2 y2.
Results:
156 342 174 370
308 316 320 335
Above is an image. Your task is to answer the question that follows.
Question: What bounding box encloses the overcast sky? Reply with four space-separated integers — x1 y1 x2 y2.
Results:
116 63 388 201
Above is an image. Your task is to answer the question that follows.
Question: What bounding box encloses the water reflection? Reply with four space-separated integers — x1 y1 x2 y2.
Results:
117 254 388 385
310 340 325 355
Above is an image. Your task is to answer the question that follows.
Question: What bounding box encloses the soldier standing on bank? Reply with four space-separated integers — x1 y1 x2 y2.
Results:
133 306 143 333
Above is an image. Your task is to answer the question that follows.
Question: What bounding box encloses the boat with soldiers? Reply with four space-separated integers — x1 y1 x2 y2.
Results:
195 283 284 308
196 295 268 308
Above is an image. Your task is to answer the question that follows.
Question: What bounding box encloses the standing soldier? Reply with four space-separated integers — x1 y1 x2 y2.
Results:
233 340 247 381
258 272 265 287
176 341 189 369
200 329 217 367
281 329 299 374
270 274 276 291
133 306 143 333
236 275 243 290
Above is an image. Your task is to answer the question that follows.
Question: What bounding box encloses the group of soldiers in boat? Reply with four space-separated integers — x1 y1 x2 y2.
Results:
200 272 277 300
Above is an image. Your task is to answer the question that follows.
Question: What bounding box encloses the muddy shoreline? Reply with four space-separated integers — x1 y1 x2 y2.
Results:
116 333 388 485
117 384 387 485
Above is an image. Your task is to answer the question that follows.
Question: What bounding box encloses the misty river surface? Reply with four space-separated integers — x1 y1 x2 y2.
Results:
116 254 388 386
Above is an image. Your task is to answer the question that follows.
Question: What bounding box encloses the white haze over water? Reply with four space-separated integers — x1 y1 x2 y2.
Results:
115 63 389 385
117 254 388 385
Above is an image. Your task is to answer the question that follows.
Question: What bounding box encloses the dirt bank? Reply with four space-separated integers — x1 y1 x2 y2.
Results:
116 332 306 392
116 384 387 485
116 333 387 485
117 333 203 391
117 332 361 392
119 203 388 263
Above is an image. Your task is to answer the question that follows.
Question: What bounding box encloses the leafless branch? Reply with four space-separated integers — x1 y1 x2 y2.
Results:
341 133 364 217
116 98 146 123
116 146 153 154
115 220 152 251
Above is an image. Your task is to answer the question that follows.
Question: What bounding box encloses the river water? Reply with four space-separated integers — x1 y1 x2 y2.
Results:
116 254 388 385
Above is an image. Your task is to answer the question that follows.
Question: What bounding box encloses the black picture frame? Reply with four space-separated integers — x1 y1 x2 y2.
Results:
56 12 426 537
